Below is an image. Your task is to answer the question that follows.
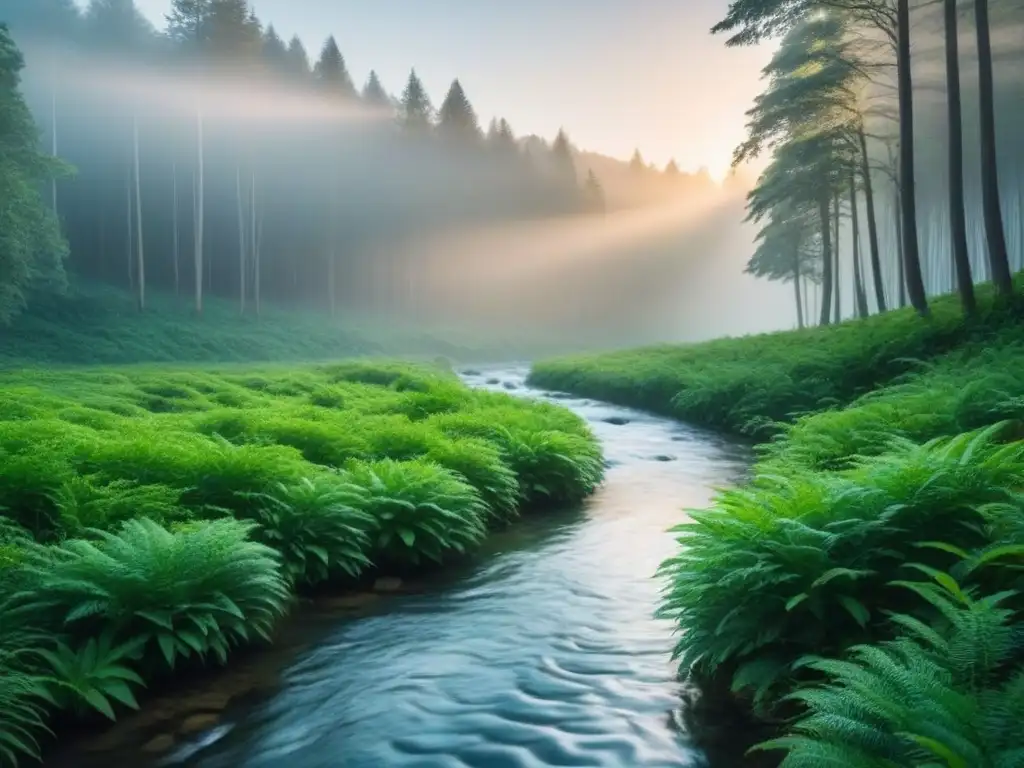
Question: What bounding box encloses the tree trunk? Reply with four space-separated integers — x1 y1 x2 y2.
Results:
250 170 257 312
172 162 180 296
833 191 842 324
944 0 976 315
858 125 886 312
897 0 929 315
850 172 869 318
236 166 246 314
195 111 205 315
974 0 1013 296
133 116 145 311
793 251 805 329
819 193 834 326
126 170 134 291
51 87 58 215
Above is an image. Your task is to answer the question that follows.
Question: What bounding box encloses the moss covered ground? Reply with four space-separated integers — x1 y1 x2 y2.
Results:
0 359 603 766
530 285 1024 766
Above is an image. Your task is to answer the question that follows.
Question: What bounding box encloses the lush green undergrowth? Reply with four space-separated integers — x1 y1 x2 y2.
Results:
0 359 603 765
531 284 1024 766
529 277 1024 439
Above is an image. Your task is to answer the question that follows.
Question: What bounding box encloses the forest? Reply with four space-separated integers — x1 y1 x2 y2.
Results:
0 0 719 352
732 0 1024 326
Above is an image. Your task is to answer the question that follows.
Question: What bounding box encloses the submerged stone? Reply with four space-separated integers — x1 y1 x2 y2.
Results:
603 416 630 426
503 381 518 390
461 369 481 376
652 455 676 462
487 378 500 384
179 713 220 735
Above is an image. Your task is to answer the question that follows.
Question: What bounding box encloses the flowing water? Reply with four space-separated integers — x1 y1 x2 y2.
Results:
49 366 752 768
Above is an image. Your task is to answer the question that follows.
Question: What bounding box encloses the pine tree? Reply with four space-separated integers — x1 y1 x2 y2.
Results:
314 36 355 99
166 0 208 47
0 23 69 323
629 149 645 173
436 78 480 143
284 35 310 81
1 0 81 39
551 128 577 186
664 158 680 177
84 0 154 51
203 0 261 60
362 70 390 108
261 25 288 74
398 69 433 133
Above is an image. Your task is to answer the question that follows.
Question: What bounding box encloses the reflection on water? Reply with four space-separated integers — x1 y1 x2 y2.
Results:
48 366 752 768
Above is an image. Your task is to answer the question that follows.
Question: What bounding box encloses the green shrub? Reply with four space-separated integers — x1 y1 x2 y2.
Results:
237 476 374 587
425 438 520 521
11 518 290 669
502 429 604 506
657 425 1024 711
757 578 1024 768
0 642 50 768
341 459 489 566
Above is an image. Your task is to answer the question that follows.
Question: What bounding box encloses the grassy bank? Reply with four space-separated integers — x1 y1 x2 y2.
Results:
0 360 603 766
530 289 1024 765
529 279 1024 439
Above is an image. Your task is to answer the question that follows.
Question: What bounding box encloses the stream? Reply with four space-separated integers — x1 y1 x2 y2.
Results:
48 365 752 768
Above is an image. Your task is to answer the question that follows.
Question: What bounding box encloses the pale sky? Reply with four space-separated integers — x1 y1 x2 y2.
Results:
125 0 771 177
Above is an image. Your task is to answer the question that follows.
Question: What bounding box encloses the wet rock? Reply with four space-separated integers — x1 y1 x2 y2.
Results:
502 381 518 390
373 576 403 592
603 416 630 426
179 713 220 735
671 436 685 442
142 734 175 754
461 369 481 376
652 455 676 462
486 378 500 385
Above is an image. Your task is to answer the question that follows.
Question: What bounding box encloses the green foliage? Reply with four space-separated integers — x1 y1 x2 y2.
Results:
342 459 489 566
757 579 1024 767
658 425 1024 711
0 358 602 761
530 277 1024 438
11 518 291 669
237 477 373 587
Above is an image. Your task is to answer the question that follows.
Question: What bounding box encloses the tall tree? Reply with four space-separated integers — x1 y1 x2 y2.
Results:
551 128 577 186
362 70 390 108
894 0 927 314
436 78 480 143
665 159 681 177
943 0 975 314
84 0 154 51
974 0 1013 297
584 170 606 213
314 36 355 99
629 149 646 173
398 69 433 133
0 24 70 323
284 35 310 81
261 25 288 74
166 0 207 47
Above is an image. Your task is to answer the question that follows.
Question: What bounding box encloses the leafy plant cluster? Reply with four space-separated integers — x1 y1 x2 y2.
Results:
0 359 603 766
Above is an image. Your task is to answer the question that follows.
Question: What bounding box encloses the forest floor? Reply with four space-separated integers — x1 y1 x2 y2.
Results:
0 359 603 766
529 278 1024 764
0 282 575 367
